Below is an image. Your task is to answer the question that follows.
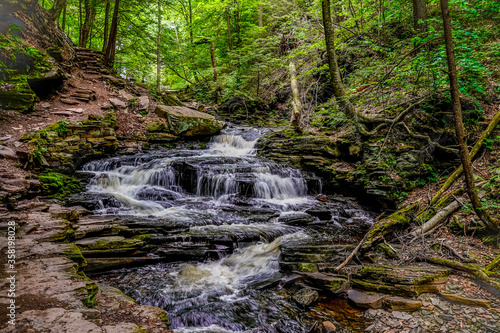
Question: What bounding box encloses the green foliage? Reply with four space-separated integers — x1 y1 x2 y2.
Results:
39 172 82 199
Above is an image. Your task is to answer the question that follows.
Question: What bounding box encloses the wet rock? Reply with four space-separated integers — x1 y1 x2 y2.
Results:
347 289 386 309
0 145 17 159
305 208 332 220
155 105 225 137
75 236 144 256
352 265 451 297
277 212 314 226
321 321 337 332
440 293 492 308
300 272 348 293
383 296 422 311
292 288 319 308
66 192 120 210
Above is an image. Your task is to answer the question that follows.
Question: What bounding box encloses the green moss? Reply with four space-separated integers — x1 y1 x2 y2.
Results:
82 282 99 308
158 312 171 326
39 172 82 199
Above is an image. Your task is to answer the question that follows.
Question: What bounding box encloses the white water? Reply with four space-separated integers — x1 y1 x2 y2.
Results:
83 130 313 215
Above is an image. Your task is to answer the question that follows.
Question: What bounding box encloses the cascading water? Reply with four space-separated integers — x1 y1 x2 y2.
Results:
81 126 374 332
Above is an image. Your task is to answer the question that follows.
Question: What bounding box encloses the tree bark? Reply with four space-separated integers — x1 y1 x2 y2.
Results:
78 0 83 46
440 0 497 230
104 0 120 66
80 0 96 48
102 0 111 53
226 6 232 50
289 61 302 132
188 0 193 45
61 2 67 32
321 0 368 134
157 0 162 92
211 42 217 81
49 0 67 22
413 0 427 32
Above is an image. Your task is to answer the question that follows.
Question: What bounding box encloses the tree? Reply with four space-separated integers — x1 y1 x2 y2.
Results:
80 0 96 47
102 0 111 53
157 0 162 92
321 0 368 134
104 0 120 66
413 0 427 31
50 0 68 22
439 0 497 230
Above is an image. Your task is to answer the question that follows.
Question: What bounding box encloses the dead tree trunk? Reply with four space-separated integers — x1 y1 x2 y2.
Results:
211 42 217 81
289 61 302 132
440 0 497 230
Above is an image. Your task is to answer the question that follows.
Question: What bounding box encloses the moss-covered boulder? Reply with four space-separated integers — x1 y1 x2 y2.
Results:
75 236 144 256
155 105 225 137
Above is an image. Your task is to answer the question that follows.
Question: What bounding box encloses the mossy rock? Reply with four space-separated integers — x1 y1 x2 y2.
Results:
75 236 144 251
155 105 225 137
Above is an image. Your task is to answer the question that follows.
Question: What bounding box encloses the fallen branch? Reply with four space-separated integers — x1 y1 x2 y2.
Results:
486 254 500 272
408 198 462 239
430 109 500 205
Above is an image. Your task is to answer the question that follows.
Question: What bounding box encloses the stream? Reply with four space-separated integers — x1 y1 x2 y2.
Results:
79 126 375 332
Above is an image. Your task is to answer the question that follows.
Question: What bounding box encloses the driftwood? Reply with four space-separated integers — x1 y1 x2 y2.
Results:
430 109 500 206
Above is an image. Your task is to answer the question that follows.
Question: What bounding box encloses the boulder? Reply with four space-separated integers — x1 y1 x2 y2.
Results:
292 288 319 308
300 272 348 293
347 289 386 309
155 105 225 137
0 145 17 159
138 96 149 110
109 98 127 108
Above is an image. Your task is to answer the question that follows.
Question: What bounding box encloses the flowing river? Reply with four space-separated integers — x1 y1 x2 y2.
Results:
79 126 374 332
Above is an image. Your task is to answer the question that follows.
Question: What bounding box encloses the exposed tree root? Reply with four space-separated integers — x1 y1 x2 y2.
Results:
486 254 500 272
399 122 459 155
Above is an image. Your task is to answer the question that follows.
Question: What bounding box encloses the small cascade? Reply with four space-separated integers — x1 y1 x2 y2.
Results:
78 126 373 333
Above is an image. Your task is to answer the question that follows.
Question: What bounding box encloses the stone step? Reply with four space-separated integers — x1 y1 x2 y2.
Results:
60 98 79 105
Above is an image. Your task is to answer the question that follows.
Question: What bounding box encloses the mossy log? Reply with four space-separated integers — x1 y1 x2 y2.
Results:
430 109 500 206
486 254 500 272
419 256 500 291
409 198 462 239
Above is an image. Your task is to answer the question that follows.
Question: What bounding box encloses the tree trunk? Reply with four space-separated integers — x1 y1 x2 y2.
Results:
49 0 67 22
226 7 232 50
102 0 110 53
413 0 427 32
234 0 241 47
80 0 96 48
104 0 120 67
289 61 302 132
188 0 193 45
211 42 217 81
61 2 67 32
78 0 83 46
157 0 162 92
440 0 497 230
321 0 367 134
